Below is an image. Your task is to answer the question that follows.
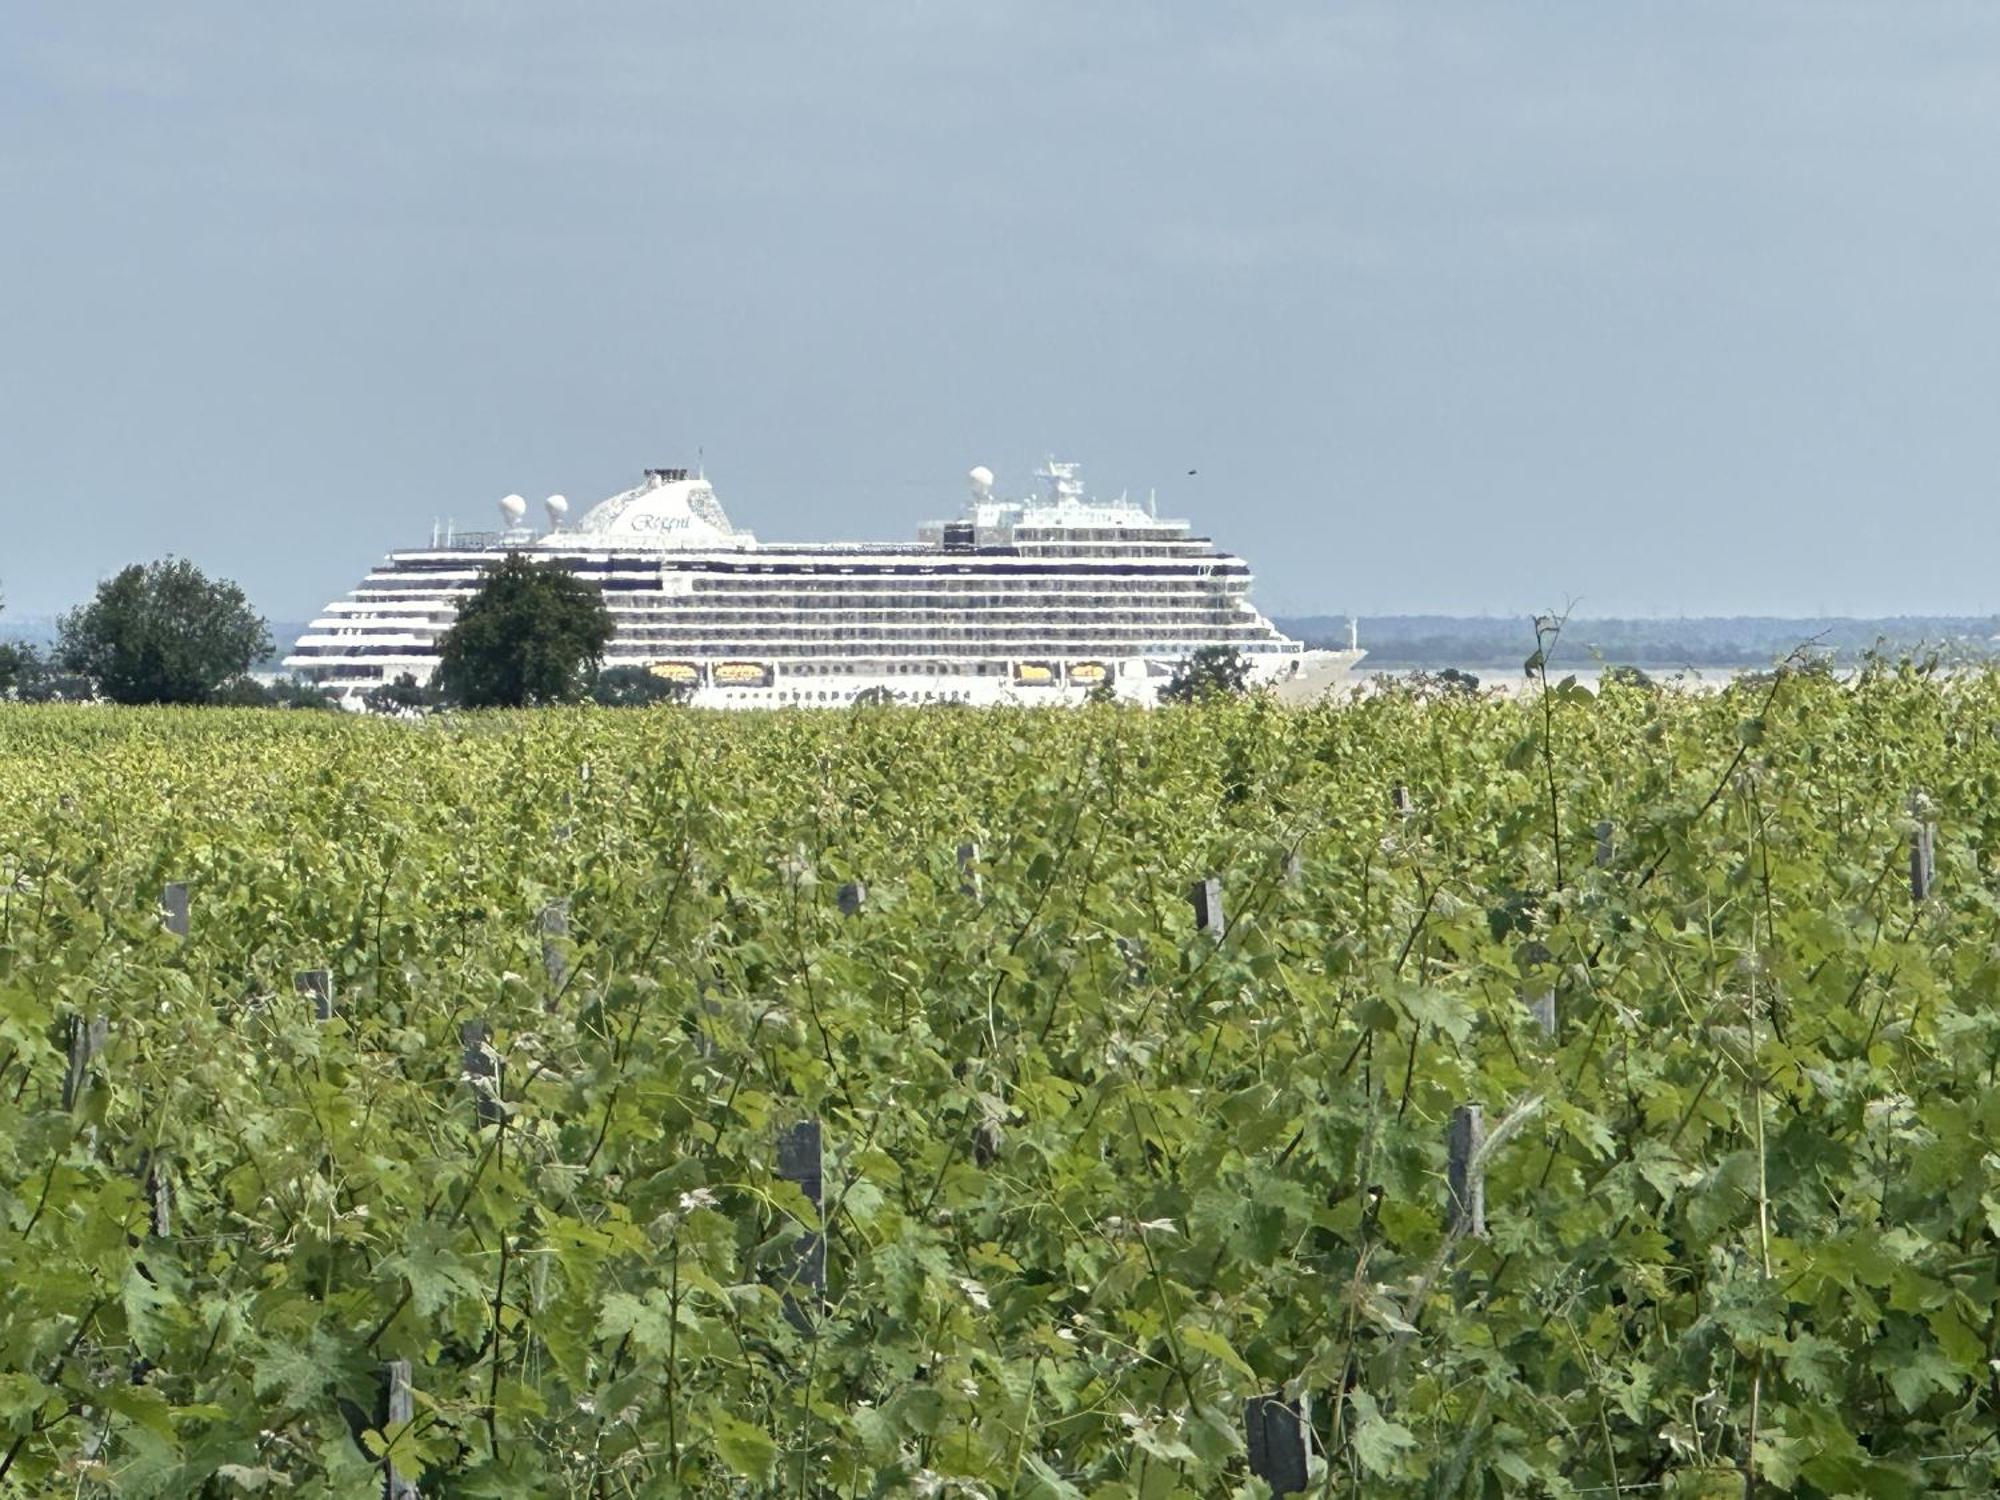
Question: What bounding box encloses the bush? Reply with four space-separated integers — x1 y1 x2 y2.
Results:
1159 645 1251 704
591 665 690 708
267 676 339 710
364 673 439 716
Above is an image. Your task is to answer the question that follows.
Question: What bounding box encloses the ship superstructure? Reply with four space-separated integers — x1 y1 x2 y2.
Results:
285 461 1364 707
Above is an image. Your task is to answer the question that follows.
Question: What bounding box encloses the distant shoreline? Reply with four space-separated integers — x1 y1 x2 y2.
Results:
11 614 1997 676
1277 614 2000 673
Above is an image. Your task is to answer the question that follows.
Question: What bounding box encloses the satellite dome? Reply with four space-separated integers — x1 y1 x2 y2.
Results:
968 466 995 498
499 494 527 524
544 494 570 524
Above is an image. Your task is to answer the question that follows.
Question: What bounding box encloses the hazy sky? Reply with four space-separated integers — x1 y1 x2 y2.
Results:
6 3 2000 623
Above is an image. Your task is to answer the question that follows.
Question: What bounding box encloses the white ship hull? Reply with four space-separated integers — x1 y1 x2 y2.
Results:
662 647 1367 710
286 461 1365 711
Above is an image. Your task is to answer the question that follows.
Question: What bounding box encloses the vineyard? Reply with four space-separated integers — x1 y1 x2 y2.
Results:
5 668 2000 1497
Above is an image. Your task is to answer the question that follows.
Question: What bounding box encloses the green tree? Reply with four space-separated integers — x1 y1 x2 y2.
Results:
0 639 38 697
591 665 690 707
0 589 28 698
0 587 32 698
1158 644 1252 704
56 558 272 705
435 553 613 708
0 637 91 702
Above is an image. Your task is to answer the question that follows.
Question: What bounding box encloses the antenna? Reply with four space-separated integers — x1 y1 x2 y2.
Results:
697 446 704 480
1148 488 1157 518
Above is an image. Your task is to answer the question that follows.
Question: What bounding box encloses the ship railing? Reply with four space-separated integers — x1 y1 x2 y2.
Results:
418 530 510 551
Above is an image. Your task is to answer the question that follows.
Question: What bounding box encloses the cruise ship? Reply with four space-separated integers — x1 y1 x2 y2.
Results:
284 461 1364 708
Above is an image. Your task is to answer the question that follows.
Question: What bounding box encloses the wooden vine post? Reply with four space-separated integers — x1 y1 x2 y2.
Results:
1524 985 1556 1038
1448 1105 1486 1239
295 969 334 1022
145 1156 172 1239
1189 876 1224 938
1391 784 1413 817
1595 820 1614 868
956 842 981 900
1522 941 1555 1037
61 1015 107 1112
460 1022 501 1127
971 1112 1002 1168
382 1359 417 1499
1910 819 1936 904
540 901 570 994
1243 1393 1309 1496
161 882 189 938
775 1118 826 1325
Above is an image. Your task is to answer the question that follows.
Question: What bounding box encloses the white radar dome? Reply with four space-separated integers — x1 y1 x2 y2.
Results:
544 494 570 522
968 465 995 498
499 494 528 525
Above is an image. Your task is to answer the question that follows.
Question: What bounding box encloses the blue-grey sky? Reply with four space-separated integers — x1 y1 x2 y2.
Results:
5 3 1999 623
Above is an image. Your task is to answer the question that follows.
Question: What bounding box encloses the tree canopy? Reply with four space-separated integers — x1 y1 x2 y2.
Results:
0 640 32 698
435 554 614 708
1159 644 1252 704
56 558 271 705
0 588 31 699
